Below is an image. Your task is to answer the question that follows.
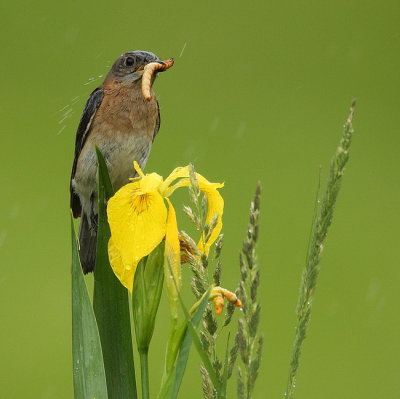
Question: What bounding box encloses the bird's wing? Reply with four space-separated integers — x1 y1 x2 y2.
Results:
70 87 104 217
152 99 161 142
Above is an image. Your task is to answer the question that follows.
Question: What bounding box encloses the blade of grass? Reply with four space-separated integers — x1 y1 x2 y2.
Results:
286 102 356 398
157 322 187 399
93 147 137 399
171 290 212 398
71 216 108 399
177 288 222 394
158 289 212 399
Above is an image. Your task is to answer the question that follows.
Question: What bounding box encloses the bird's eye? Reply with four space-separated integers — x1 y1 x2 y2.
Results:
125 57 135 67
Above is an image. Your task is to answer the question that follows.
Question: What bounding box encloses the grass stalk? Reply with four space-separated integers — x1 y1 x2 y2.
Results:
182 165 227 397
285 101 356 398
140 350 150 399
236 183 263 399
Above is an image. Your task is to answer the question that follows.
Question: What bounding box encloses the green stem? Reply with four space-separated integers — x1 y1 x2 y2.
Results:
217 390 226 399
140 350 150 399
285 102 355 398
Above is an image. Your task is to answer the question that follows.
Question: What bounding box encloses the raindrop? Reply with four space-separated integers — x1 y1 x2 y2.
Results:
58 104 69 112
9 204 21 219
209 116 220 132
179 42 188 58
235 122 246 138
57 125 66 136
84 77 96 86
58 113 71 125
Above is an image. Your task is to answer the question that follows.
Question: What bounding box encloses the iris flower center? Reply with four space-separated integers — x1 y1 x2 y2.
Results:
132 194 151 214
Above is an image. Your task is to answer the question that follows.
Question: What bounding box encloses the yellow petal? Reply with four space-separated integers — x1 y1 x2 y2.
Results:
197 179 224 255
133 160 145 177
164 172 223 198
107 180 167 283
140 172 163 192
164 198 181 289
162 171 224 255
159 166 190 196
163 199 181 320
108 237 138 291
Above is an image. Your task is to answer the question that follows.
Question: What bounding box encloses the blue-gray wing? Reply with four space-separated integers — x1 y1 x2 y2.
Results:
70 87 104 217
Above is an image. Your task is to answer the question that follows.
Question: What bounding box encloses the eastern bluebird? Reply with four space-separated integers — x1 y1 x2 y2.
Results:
70 50 172 273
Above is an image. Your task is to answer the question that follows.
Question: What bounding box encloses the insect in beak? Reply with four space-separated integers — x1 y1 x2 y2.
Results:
141 58 174 101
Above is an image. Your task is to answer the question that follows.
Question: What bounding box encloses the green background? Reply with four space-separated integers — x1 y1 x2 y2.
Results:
1 0 399 398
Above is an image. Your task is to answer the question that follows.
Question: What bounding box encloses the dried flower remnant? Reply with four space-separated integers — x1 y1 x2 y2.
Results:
142 58 174 101
210 286 243 316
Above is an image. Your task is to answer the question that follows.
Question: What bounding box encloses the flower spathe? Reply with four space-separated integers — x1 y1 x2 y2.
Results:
107 162 224 292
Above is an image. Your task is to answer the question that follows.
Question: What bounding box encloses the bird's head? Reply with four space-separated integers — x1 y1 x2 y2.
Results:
105 50 165 86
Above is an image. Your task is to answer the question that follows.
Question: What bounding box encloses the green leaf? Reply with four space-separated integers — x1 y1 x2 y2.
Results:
132 241 165 399
95 146 114 199
164 321 186 375
71 216 108 399
172 290 214 397
158 288 216 399
93 147 137 399
132 241 165 352
163 253 180 323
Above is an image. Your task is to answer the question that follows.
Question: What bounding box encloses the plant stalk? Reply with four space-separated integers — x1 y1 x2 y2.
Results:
285 101 355 398
140 350 150 399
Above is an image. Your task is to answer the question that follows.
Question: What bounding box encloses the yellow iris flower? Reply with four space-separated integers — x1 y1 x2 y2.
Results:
107 162 224 292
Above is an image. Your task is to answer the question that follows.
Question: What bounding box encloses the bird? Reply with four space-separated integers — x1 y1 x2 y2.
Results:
70 50 172 273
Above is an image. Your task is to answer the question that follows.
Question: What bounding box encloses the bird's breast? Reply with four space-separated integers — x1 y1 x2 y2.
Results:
74 87 158 195
95 85 159 140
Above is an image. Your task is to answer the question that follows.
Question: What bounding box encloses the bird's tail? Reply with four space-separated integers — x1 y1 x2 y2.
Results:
78 213 97 273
